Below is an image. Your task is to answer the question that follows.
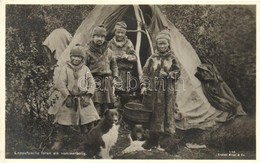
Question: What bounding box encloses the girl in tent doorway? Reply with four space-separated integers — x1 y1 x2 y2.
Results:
108 21 137 107
85 25 119 116
140 30 180 149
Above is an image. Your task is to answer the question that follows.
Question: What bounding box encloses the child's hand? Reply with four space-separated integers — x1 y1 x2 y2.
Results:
141 87 147 95
169 70 180 79
126 55 136 61
129 49 135 55
159 70 168 77
65 95 73 108
81 94 91 107
112 77 119 86
121 52 128 60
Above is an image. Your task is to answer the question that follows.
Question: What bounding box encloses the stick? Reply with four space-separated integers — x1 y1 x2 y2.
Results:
138 7 154 55
38 127 54 149
133 5 143 80
126 30 146 34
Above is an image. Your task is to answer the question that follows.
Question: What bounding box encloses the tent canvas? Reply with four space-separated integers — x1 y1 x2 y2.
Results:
55 5 235 130
43 28 72 61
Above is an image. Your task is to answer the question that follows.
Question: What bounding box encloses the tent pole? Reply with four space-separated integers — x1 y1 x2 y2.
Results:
133 5 143 80
127 29 146 34
138 7 154 55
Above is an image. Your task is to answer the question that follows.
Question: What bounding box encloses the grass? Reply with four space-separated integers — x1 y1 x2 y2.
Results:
6 115 256 159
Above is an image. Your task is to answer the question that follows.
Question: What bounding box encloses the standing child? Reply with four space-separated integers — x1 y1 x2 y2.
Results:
141 30 180 148
85 25 119 116
108 21 137 106
51 45 100 151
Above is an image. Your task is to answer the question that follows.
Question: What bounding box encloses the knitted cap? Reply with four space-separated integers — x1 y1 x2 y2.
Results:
114 21 127 30
92 24 107 36
156 29 171 43
70 44 85 58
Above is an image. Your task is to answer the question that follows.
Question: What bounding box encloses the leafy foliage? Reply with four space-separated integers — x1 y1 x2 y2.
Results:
160 5 256 114
5 5 94 157
6 26 54 155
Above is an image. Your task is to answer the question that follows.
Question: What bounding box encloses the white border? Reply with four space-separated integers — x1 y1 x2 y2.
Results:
0 0 259 163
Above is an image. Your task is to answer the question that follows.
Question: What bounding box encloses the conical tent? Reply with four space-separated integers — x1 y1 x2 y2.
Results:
56 5 230 130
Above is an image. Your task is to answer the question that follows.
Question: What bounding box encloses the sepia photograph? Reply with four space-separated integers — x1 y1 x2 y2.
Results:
3 2 257 160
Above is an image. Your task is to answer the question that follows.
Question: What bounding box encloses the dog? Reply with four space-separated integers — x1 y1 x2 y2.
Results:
122 124 149 153
130 124 148 141
126 125 165 152
83 109 120 159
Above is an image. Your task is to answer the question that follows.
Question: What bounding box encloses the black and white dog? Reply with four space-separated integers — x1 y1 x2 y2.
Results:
83 109 120 159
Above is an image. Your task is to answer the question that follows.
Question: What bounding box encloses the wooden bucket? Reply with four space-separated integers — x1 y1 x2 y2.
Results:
123 102 152 124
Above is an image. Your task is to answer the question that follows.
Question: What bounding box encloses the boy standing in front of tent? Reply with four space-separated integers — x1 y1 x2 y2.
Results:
85 25 119 116
51 45 100 151
108 21 136 106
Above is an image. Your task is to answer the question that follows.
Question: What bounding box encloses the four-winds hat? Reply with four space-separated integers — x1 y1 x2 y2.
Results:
114 21 127 30
156 29 171 43
70 44 85 58
92 24 107 36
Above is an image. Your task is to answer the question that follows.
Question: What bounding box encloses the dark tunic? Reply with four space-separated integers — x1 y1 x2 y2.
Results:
85 41 119 104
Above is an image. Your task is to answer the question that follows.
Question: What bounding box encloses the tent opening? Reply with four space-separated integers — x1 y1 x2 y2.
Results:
105 5 153 68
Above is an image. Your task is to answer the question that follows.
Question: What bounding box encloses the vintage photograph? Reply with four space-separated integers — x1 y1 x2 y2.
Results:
5 4 256 159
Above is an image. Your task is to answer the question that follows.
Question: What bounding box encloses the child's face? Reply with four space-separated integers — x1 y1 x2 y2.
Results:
71 56 83 65
157 38 169 53
115 29 126 41
93 35 105 46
